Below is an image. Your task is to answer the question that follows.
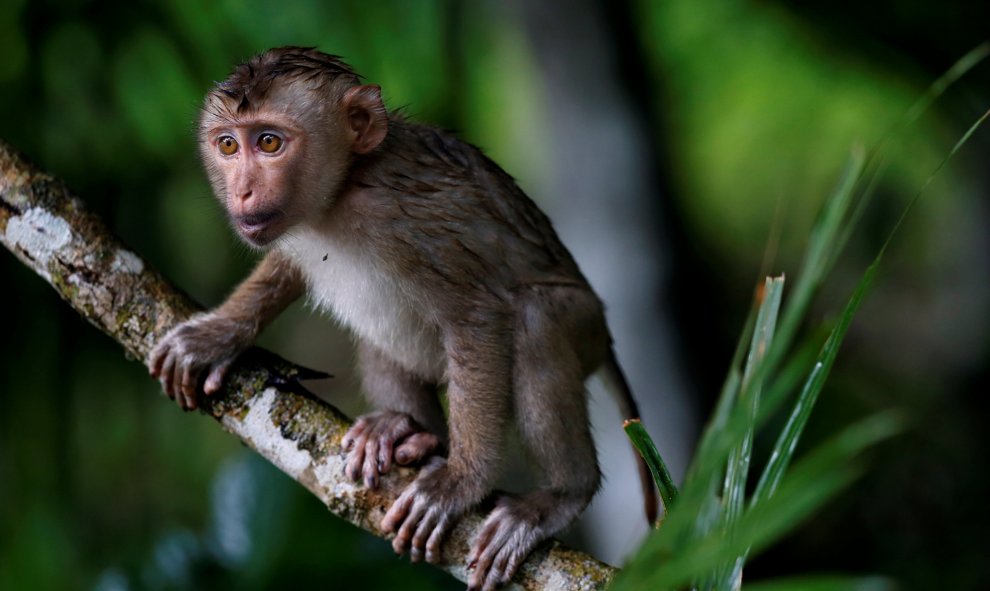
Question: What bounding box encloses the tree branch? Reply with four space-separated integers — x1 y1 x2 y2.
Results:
0 140 617 590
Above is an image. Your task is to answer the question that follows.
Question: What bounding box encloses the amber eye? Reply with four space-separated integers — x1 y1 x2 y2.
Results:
217 135 238 156
258 133 283 153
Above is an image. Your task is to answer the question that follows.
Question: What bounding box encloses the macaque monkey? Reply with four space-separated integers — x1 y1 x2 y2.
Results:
149 47 656 590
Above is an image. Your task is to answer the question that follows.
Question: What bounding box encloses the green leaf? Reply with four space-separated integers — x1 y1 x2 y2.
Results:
770 148 865 373
752 261 876 505
615 42 989 591
624 419 679 517
715 275 785 589
614 414 901 591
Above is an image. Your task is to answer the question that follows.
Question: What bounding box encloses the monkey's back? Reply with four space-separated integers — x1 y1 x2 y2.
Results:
350 118 591 297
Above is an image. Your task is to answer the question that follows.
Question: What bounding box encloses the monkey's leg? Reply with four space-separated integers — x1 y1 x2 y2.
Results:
467 302 601 591
381 308 513 565
343 341 446 489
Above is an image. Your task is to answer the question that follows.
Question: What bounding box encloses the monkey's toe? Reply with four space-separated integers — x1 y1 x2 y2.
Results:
395 432 442 466
382 458 467 565
468 501 545 591
344 410 439 488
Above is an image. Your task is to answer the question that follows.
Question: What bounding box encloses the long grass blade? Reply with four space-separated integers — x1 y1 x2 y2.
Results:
615 45 988 591
770 148 864 372
755 100 990 506
752 260 876 504
715 276 785 589
613 413 903 591
658 299 758 553
903 42 990 124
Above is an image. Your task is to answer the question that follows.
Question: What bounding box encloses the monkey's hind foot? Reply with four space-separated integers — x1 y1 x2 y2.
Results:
467 492 583 591
342 410 442 488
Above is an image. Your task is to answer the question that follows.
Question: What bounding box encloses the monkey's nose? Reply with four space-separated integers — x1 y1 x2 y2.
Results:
238 189 254 203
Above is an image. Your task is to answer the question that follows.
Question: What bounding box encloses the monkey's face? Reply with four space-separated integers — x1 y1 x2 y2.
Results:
198 80 387 248
199 114 350 248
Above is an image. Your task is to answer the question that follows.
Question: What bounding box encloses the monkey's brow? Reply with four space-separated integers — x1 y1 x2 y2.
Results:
202 116 303 135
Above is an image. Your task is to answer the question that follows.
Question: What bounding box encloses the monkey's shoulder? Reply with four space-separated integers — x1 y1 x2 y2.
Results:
356 120 588 290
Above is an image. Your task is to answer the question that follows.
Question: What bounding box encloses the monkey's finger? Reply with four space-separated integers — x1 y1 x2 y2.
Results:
395 432 440 466
182 391 197 411
362 438 381 488
180 362 199 405
469 536 503 591
160 349 180 401
486 548 512 591
148 341 169 377
381 489 416 533
204 359 233 395
467 514 500 567
345 434 368 481
342 418 369 451
377 434 395 474
392 498 428 555
501 550 525 586
469 514 518 591
173 358 195 411
424 513 452 564
409 508 441 562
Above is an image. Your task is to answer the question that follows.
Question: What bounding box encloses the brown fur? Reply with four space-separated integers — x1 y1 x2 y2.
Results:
149 47 656 591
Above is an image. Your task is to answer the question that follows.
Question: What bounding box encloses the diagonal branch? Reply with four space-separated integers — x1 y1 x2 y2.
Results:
0 140 616 591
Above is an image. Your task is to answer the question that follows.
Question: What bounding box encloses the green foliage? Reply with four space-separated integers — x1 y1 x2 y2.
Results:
637 0 965 272
0 1 986 590
616 44 989 590
625 419 679 515
87 453 459 591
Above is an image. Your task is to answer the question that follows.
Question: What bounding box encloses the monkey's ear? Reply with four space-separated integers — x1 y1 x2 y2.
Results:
342 84 388 154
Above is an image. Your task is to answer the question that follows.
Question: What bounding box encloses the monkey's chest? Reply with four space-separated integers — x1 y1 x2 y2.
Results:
280 232 446 381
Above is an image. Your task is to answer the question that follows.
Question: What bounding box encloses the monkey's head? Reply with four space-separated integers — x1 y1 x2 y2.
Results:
199 47 388 247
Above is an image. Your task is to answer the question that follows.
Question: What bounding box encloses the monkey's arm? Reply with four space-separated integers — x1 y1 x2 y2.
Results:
149 251 304 410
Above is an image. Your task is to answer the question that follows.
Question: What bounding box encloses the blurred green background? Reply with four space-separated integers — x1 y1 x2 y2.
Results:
1 0 988 589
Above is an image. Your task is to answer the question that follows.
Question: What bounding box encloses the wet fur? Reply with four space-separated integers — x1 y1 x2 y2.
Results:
149 47 656 591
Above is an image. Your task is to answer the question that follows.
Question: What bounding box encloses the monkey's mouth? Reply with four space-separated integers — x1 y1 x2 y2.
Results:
235 211 283 245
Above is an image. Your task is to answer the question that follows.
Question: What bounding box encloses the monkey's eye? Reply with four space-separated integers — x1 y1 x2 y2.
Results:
217 135 239 156
258 133 283 153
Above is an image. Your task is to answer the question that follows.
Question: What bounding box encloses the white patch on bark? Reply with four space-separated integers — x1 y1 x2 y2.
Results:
4 207 72 281
313 452 352 496
222 388 357 504
225 387 312 478
123 315 142 334
543 571 570 590
112 249 144 274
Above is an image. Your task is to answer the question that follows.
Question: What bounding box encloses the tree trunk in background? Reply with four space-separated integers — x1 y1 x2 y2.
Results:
505 0 697 564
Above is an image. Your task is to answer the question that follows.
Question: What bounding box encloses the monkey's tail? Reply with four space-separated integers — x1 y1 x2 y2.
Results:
601 347 659 526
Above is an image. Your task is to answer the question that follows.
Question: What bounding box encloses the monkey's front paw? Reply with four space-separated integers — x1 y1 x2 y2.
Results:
467 496 548 591
342 410 442 489
148 312 252 411
381 459 471 564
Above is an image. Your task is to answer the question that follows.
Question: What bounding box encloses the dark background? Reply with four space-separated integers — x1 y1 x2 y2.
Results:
1 1 987 589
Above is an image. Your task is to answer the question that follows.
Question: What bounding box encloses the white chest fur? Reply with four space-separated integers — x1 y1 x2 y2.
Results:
279 228 446 380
